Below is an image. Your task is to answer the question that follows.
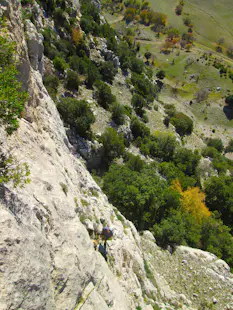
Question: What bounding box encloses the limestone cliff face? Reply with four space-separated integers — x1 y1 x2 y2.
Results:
0 1 232 310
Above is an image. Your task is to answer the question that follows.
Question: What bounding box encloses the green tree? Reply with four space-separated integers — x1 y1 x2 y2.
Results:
53 56 68 73
111 102 125 125
225 139 233 153
153 209 201 248
86 62 100 88
156 70 165 79
170 113 193 136
207 138 224 152
0 34 28 134
201 216 233 267
100 128 125 163
130 117 150 139
103 163 166 230
173 148 200 176
131 93 146 116
99 61 117 84
225 94 233 108
95 81 116 109
65 70 80 91
205 176 233 229
57 98 95 138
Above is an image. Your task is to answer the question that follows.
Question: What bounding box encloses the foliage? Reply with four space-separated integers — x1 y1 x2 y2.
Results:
175 4 183 15
153 209 201 247
65 70 80 91
225 139 233 153
95 81 116 109
172 180 211 223
43 73 59 100
225 94 233 108
53 56 68 73
170 113 193 136
131 72 158 102
57 98 95 138
158 162 196 189
111 102 125 125
139 132 177 162
205 176 233 230
207 138 224 153
201 216 233 267
173 148 200 176
99 61 117 84
0 32 28 134
103 163 166 230
100 128 125 164
131 93 146 116
0 153 30 188
130 117 150 139
156 70 165 79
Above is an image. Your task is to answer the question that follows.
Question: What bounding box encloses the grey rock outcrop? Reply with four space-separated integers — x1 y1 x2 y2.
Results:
26 20 44 73
0 1 233 310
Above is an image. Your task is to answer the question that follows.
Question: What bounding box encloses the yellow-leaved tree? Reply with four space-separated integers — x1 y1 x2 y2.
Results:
172 179 211 223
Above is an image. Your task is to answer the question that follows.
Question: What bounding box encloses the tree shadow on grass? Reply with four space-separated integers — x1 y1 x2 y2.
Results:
223 106 233 120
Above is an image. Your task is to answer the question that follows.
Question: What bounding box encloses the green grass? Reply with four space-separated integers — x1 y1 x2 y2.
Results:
150 0 233 48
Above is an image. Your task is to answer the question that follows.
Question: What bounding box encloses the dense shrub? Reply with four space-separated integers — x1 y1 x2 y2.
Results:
57 98 95 138
111 102 125 125
99 61 117 84
225 139 233 153
131 93 146 116
205 176 233 230
131 72 158 102
173 148 200 176
207 138 224 153
156 70 165 79
53 56 68 73
130 117 150 139
95 81 116 109
100 128 125 164
170 112 193 136
0 34 28 134
103 163 167 230
43 73 59 100
225 94 233 107
65 70 80 91
86 62 100 89
130 58 144 74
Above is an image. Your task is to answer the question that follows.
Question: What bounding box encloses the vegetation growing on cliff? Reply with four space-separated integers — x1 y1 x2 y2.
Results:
0 19 28 134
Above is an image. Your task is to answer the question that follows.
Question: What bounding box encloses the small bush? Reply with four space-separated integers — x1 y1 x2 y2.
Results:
100 127 125 164
130 117 150 139
99 61 117 84
131 93 146 117
170 113 193 136
207 138 224 153
156 70 165 79
57 98 95 138
53 56 68 73
95 81 116 109
111 102 125 125
65 70 80 91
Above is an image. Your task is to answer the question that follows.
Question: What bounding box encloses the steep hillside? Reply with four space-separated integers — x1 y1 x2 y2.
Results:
0 1 233 310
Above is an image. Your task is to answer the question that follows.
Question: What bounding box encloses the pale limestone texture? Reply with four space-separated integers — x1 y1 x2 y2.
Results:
0 1 232 310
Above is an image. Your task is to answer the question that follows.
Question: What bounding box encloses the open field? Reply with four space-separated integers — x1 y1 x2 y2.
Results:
150 0 233 49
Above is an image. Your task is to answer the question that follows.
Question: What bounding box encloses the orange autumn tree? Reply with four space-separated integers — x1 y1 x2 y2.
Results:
172 179 211 223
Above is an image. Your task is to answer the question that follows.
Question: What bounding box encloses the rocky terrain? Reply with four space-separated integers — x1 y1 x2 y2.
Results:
0 1 232 309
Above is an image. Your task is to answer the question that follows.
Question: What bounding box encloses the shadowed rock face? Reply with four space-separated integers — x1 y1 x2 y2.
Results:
0 1 232 310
